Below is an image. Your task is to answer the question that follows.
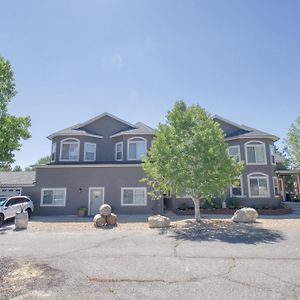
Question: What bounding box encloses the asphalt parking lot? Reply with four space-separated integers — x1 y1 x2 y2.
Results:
1 216 300 300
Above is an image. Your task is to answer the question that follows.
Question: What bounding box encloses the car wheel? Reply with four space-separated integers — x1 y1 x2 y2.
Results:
0 214 4 225
26 208 32 219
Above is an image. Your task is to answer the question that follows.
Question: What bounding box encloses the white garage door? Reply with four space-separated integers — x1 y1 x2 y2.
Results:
0 188 22 197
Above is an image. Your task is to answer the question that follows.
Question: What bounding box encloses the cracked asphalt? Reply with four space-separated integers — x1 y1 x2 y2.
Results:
1 219 300 299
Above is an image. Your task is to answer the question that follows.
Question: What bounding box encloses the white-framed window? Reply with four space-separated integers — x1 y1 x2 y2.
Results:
84 142 96 161
247 173 270 198
127 137 147 160
115 142 123 161
270 144 276 165
51 142 56 162
230 176 244 197
245 141 267 165
228 145 241 162
60 138 80 161
121 187 147 206
41 188 66 207
273 177 280 197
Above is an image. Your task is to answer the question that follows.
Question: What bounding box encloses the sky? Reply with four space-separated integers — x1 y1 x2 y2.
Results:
0 0 299 168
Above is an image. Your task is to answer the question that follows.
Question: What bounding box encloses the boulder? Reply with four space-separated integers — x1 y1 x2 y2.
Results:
148 215 170 228
15 211 28 230
99 204 112 217
106 213 118 226
93 214 106 227
232 207 258 223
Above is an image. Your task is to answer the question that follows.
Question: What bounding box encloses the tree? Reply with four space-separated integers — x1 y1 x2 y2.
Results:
142 101 243 221
13 165 22 172
285 113 300 169
0 55 31 168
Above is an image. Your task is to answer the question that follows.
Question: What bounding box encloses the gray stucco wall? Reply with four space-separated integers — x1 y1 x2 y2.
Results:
22 165 161 216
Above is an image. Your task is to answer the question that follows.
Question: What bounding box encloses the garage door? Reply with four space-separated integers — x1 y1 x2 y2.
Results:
0 188 22 197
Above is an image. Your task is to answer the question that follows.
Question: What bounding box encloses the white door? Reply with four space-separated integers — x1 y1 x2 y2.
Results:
89 188 104 216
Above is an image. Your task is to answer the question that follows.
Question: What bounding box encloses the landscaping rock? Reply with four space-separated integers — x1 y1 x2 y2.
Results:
15 211 28 230
106 213 118 226
99 204 112 217
232 207 258 223
148 215 170 228
93 214 106 227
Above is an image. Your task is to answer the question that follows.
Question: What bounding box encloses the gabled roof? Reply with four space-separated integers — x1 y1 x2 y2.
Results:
0 171 36 186
73 112 137 130
213 115 279 141
110 122 155 138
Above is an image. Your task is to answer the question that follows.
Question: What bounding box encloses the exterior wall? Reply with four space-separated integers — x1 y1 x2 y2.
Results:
23 165 161 216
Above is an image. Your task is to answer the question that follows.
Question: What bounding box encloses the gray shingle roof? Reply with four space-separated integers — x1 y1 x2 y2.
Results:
0 171 36 186
47 126 103 140
110 122 154 138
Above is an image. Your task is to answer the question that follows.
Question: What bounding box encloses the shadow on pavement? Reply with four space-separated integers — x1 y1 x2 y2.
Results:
160 220 285 244
0 219 14 235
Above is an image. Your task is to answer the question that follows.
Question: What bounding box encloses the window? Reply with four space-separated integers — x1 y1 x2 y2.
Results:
41 188 66 206
127 138 147 160
121 187 147 206
248 173 270 198
230 177 244 197
270 145 276 165
60 139 80 161
51 142 56 162
245 141 266 165
273 177 280 197
228 146 241 162
84 142 96 161
115 142 123 161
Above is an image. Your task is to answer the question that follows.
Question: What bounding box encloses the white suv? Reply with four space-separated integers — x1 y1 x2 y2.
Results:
0 196 34 225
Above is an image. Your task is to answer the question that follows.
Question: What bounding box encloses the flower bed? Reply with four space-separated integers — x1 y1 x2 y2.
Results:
175 207 292 215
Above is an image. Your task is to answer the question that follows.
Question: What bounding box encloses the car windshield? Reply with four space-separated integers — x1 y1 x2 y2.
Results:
0 197 8 206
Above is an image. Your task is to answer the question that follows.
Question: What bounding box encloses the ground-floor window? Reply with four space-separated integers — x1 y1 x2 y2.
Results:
230 177 244 197
41 188 66 206
273 177 280 197
121 187 147 206
248 173 270 198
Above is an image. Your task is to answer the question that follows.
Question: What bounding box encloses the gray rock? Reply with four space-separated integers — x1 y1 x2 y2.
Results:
148 215 170 228
232 207 258 223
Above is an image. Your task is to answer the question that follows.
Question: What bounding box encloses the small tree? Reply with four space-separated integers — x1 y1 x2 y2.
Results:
142 101 243 221
0 55 31 168
13 165 22 172
285 113 300 169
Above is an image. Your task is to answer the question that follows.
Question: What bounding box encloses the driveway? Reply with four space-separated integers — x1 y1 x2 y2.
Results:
0 216 300 299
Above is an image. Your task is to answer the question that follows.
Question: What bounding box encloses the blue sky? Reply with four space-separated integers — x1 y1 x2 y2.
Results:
1 0 299 168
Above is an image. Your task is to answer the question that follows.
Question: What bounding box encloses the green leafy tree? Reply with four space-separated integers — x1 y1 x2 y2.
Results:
285 113 300 169
13 165 22 172
142 101 243 221
25 155 50 171
0 55 31 168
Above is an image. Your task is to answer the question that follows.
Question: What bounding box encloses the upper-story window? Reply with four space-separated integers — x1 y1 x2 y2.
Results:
51 142 56 162
245 141 267 165
247 173 270 198
60 138 80 161
84 142 96 161
228 145 241 162
115 142 123 161
270 144 276 165
127 137 147 160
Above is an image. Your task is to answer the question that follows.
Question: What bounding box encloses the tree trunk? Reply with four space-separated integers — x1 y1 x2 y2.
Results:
191 197 201 221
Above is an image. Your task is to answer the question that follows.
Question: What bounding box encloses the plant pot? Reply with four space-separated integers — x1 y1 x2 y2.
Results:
78 208 87 217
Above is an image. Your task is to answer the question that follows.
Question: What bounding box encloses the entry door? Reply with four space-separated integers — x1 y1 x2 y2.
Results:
89 188 104 216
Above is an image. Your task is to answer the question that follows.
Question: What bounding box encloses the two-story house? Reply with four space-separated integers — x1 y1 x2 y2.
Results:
0 112 280 215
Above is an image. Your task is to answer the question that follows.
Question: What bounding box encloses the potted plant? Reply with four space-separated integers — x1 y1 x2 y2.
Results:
78 207 88 217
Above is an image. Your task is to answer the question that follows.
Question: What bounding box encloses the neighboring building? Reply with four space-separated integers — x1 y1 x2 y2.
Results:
0 112 281 215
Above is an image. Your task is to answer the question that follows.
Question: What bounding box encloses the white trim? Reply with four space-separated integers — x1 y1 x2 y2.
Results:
0 187 22 196
40 188 67 207
115 142 123 161
51 142 56 162
270 144 276 165
84 142 96 162
228 145 241 162
244 141 267 165
127 137 147 161
273 176 280 197
36 164 142 169
111 132 153 138
229 176 244 198
225 135 278 142
88 187 105 216
247 173 270 198
121 187 147 206
48 132 103 140
73 112 137 131
60 138 80 162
